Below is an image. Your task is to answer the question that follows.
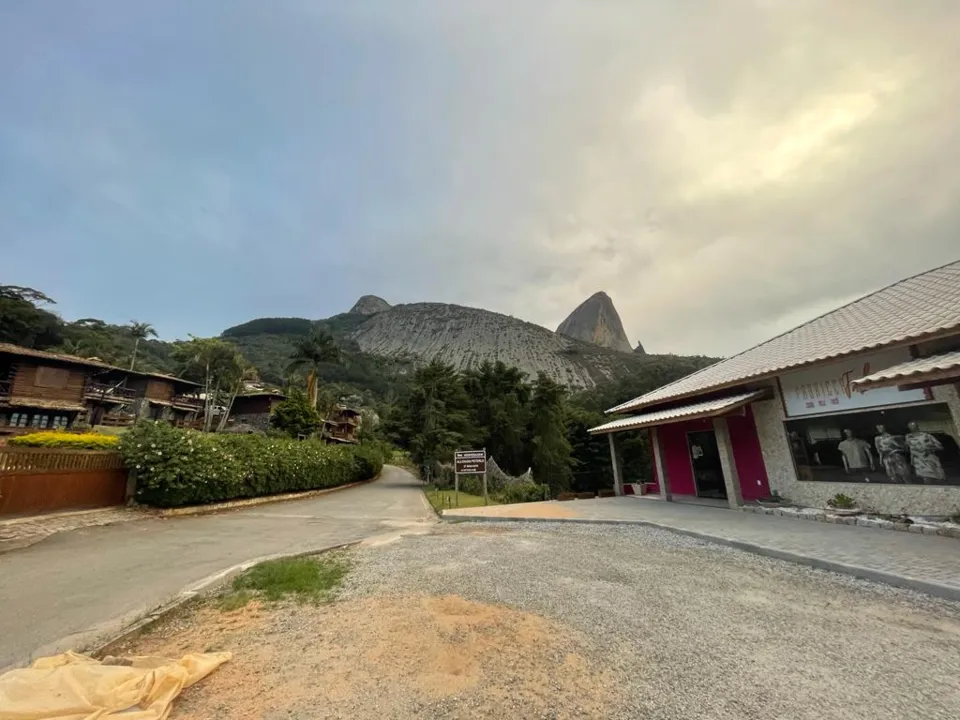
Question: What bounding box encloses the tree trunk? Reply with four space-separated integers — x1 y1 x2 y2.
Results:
307 369 318 407
216 381 242 433
130 337 141 370
202 362 214 432
205 378 221 433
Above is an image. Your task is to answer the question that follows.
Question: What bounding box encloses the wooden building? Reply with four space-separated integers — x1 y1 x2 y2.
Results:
0 343 202 435
227 390 286 431
321 404 362 444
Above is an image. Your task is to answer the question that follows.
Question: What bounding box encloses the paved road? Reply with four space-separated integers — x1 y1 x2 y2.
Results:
0 465 433 669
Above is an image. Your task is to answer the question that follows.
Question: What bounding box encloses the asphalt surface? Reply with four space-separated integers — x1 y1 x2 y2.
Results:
0 465 433 669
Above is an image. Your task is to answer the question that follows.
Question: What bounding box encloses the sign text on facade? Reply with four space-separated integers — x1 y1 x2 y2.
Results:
779 348 927 418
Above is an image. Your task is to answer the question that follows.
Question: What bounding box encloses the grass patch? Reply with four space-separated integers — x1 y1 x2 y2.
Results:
218 554 349 610
424 487 499 512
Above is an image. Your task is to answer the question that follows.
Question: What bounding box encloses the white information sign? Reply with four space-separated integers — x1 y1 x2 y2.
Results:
780 348 927 417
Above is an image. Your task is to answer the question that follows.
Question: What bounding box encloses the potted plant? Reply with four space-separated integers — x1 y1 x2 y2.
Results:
826 493 861 516
756 490 785 508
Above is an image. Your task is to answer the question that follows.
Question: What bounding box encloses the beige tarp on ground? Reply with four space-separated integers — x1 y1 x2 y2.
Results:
0 651 231 720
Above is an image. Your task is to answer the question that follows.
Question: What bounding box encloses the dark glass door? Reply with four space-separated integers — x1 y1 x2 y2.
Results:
687 431 727 499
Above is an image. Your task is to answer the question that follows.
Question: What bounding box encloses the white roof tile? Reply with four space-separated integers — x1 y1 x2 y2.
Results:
608 260 960 414
852 349 960 390
589 391 764 434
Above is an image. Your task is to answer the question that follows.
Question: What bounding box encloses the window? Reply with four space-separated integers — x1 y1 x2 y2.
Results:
785 403 960 486
39 415 49 428
30 414 43 428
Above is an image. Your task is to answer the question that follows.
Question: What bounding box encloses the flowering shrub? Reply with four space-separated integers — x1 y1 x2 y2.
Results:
119 421 386 507
9 431 120 450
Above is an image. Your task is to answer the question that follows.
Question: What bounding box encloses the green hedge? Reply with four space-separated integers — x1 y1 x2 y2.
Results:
119 421 385 508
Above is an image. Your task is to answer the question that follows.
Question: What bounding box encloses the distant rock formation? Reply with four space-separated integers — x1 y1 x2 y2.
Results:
347 302 648 388
349 295 391 315
634 341 646 355
556 292 633 353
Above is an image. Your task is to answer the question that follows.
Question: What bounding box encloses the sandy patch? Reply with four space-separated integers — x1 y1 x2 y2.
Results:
111 593 616 719
446 501 578 519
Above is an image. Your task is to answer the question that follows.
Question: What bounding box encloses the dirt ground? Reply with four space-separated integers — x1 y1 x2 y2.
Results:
111 592 617 719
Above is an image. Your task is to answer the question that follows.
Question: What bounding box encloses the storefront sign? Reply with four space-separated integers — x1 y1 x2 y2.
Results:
454 449 487 474
780 348 926 417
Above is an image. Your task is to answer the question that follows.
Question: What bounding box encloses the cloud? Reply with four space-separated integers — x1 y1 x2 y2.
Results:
1 0 958 354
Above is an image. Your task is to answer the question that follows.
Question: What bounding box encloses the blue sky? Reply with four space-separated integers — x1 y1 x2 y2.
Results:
2 1 959 354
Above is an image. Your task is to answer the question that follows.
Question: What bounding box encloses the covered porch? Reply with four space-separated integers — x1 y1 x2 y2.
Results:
588 391 772 510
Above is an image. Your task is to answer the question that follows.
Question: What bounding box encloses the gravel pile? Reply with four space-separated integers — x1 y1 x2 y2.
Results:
340 522 960 719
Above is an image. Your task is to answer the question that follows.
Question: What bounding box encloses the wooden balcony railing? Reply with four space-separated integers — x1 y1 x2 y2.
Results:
172 394 203 410
99 414 137 428
83 382 137 403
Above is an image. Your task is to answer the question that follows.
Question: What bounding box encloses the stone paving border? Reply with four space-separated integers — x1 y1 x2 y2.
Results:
0 507 147 554
442 513 960 603
739 504 960 539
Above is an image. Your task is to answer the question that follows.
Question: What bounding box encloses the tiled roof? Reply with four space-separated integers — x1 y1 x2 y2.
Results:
589 391 764 434
0 342 199 387
0 343 112 369
607 260 960 414
851 349 960 391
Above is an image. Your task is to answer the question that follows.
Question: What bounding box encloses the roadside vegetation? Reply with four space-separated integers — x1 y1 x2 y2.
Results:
119 421 387 507
424 486 499 512
218 554 349 610
8 430 120 450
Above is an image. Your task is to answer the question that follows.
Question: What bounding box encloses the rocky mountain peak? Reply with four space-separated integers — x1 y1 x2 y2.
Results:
556 291 633 353
349 295 392 315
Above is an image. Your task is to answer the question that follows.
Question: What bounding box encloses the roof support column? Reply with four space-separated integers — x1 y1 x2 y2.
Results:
650 426 672 502
712 416 743 509
607 433 624 496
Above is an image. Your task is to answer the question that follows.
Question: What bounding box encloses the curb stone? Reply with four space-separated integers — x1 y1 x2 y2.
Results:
440 514 960 603
158 475 380 518
90 541 364 659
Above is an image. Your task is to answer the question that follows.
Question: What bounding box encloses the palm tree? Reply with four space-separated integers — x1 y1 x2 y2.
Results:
128 321 157 370
288 329 341 407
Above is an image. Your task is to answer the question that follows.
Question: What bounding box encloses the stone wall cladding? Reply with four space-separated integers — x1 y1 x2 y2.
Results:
752 382 960 516
232 412 271 431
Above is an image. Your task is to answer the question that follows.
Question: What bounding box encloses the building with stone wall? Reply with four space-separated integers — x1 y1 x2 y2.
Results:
590 260 960 516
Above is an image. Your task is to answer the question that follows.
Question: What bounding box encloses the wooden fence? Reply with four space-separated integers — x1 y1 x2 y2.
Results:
0 447 128 517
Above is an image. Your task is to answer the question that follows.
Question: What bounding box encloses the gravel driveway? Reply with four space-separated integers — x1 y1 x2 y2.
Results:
118 522 960 719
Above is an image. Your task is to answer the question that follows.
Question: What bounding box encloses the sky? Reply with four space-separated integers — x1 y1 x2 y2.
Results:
1 1 958 357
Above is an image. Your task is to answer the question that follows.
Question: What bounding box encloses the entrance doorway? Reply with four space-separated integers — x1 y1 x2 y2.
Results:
686 431 727 499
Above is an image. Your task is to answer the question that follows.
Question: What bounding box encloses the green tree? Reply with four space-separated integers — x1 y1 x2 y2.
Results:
387 361 474 476
462 361 530 474
172 337 251 432
128 321 158 370
528 373 573 495
270 388 323 437
0 285 62 349
288 329 342 407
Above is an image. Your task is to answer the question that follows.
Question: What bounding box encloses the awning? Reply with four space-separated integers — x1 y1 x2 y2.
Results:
0 397 86 412
588 391 765 435
852 349 960 392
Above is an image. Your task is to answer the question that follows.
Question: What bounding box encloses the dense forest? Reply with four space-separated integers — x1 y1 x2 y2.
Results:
1 285 718 489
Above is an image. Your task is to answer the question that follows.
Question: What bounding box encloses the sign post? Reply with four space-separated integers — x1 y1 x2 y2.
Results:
453 449 487 508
